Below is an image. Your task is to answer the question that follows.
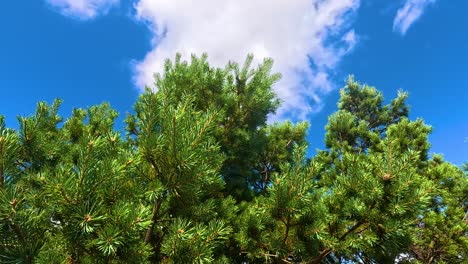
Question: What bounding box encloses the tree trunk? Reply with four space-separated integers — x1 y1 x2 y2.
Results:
144 199 162 243
307 248 333 264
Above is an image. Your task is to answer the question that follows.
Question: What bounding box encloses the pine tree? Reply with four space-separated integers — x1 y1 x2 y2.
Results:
0 54 301 263
150 54 283 200
403 157 467 263
0 56 466 263
125 83 232 262
235 77 437 263
319 77 436 262
1 101 65 263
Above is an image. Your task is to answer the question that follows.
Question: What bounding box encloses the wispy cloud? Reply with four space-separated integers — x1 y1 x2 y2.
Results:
46 0 119 20
393 0 436 35
133 0 360 121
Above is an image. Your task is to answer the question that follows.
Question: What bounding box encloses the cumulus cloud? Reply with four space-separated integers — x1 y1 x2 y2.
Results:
133 0 360 121
393 0 436 35
46 0 119 20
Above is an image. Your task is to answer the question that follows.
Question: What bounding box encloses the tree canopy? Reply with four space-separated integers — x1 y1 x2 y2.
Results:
0 54 466 263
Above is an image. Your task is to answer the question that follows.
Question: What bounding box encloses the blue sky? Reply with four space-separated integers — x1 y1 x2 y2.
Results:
0 0 467 165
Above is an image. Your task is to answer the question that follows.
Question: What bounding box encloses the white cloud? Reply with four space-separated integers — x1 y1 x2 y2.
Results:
133 0 360 121
342 30 358 53
393 0 436 35
46 0 119 20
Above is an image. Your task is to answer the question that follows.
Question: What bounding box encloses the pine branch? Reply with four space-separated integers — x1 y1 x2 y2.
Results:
145 198 163 244
190 113 216 149
307 248 333 264
308 220 366 264
59 185 75 205
0 164 3 188
339 220 366 241
8 218 25 243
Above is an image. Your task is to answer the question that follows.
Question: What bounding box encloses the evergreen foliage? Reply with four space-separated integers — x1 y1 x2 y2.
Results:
0 55 466 263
